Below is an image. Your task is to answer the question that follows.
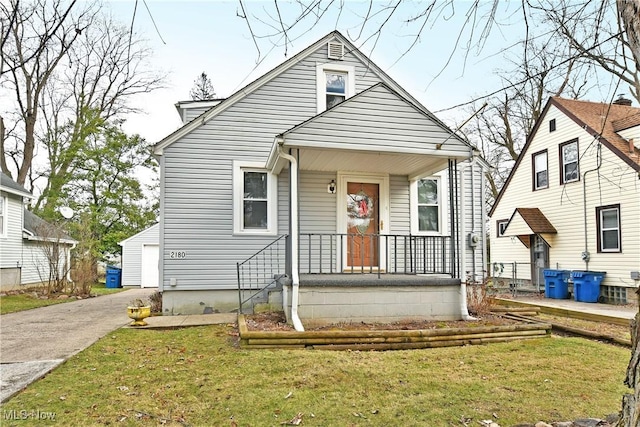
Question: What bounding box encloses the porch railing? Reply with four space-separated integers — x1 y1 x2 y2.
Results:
300 233 453 276
236 235 288 314
237 233 454 312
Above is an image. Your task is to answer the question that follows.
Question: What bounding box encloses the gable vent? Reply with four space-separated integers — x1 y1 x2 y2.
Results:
327 42 344 60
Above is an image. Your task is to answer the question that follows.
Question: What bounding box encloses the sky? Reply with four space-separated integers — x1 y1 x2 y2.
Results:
104 0 528 144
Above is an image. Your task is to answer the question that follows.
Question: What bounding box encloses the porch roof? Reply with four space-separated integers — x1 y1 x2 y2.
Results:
503 207 557 248
267 83 473 178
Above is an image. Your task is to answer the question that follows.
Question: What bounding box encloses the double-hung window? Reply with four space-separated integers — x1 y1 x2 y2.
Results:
233 161 277 235
560 139 579 184
532 150 548 190
410 176 446 234
316 64 355 112
596 204 621 253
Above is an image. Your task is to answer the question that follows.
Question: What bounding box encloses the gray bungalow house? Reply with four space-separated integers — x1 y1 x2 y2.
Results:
153 31 487 330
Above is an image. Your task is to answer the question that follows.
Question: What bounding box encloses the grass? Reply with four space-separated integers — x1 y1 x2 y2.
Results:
0 284 126 315
3 324 631 426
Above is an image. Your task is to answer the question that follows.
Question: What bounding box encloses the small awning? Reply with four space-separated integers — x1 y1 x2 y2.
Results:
503 208 557 248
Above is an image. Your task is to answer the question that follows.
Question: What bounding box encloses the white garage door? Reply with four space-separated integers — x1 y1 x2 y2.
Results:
141 244 159 288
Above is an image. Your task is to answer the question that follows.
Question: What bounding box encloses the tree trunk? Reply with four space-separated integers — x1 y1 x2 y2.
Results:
617 290 640 426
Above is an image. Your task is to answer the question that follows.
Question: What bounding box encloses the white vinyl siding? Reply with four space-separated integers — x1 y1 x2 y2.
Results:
490 104 640 287
0 193 24 270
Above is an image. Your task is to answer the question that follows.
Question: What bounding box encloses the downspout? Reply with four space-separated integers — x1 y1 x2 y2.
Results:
582 143 602 271
277 144 304 331
457 157 476 321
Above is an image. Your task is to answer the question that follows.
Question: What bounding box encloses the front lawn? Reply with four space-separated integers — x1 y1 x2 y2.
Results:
3 324 630 426
0 284 126 315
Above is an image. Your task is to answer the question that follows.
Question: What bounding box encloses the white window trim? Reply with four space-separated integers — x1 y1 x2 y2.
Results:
533 150 548 190
598 205 621 253
0 195 6 238
410 173 449 236
233 161 278 236
316 63 355 113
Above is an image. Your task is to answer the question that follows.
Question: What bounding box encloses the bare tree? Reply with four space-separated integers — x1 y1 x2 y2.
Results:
1 1 162 211
32 12 163 215
530 0 640 103
189 72 217 101
0 0 97 185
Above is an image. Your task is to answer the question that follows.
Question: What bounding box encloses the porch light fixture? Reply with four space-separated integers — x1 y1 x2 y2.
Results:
328 179 336 194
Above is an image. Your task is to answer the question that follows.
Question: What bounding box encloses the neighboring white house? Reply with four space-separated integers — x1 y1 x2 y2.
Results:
0 173 77 290
119 224 159 288
153 31 488 328
489 96 640 303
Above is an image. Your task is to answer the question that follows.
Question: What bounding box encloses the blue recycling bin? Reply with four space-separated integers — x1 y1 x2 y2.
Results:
105 267 122 288
543 269 570 299
571 271 605 303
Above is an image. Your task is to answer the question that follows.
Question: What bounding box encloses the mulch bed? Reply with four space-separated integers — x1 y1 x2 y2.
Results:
244 311 520 332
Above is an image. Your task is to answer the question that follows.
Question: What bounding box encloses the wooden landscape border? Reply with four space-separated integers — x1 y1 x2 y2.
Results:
237 314 551 350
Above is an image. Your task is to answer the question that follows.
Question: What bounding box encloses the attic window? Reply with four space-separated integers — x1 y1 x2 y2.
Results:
549 119 556 132
316 64 355 113
327 42 344 60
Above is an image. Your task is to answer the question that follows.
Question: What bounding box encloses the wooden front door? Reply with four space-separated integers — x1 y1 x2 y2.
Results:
346 182 379 268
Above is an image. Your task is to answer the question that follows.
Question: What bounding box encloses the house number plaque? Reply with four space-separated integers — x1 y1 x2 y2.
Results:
169 251 186 259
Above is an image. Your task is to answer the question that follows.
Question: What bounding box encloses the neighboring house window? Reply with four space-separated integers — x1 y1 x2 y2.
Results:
496 219 509 237
559 139 579 184
316 64 355 112
596 204 621 253
233 161 277 235
410 177 445 234
549 119 556 132
0 196 5 237
532 150 548 190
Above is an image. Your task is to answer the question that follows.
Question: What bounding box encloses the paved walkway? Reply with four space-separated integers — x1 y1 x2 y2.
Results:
495 295 638 322
0 289 235 403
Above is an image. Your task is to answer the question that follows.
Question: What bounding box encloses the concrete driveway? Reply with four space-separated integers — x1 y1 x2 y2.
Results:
0 288 155 403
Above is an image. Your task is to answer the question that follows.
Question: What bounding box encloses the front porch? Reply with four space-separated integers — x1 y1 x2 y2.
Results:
237 233 468 329
290 274 462 327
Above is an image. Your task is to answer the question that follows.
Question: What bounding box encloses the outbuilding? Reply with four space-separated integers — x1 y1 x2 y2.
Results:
118 224 159 288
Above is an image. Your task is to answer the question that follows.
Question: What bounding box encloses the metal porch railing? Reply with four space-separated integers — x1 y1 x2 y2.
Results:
300 233 454 277
236 235 288 314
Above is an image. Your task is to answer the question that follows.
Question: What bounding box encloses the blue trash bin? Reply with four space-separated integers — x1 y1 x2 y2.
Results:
571 271 605 303
106 267 122 288
543 269 570 299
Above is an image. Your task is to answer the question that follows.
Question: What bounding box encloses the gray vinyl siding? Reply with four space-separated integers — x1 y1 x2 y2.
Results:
458 160 486 282
389 175 410 234
0 193 24 270
299 171 338 272
282 85 470 156
121 225 159 287
161 42 387 290
183 107 209 123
